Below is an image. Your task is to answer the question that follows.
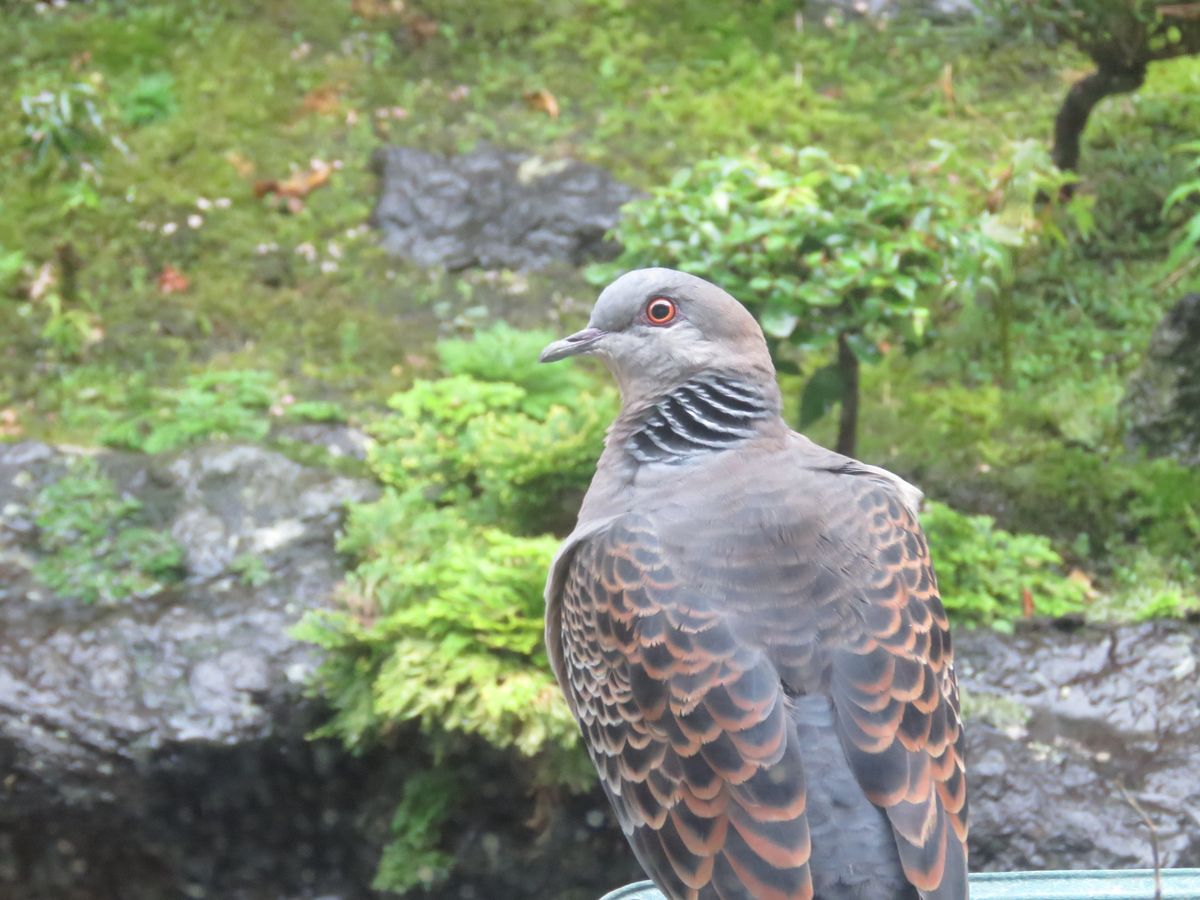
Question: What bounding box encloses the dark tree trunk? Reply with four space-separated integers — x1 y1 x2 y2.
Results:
836 331 859 458
1053 62 1147 173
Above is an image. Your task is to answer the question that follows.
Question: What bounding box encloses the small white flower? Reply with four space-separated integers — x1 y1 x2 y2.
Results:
320 260 338 274
290 41 311 61
294 242 317 261
196 197 212 210
214 197 232 209
187 214 203 229
327 242 343 260
331 159 344 170
161 222 178 236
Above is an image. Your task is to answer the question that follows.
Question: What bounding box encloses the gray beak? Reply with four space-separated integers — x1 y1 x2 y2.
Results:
538 327 606 363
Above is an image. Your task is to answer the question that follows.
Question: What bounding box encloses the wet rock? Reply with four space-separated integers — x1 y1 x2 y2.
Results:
957 620 1200 871
271 422 371 461
369 145 639 271
1123 293 1200 466
0 442 394 900
6 439 1199 895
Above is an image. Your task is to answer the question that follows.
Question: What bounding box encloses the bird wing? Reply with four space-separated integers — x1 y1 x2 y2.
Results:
816 466 968 899
555 514 815 900
546 450 967 900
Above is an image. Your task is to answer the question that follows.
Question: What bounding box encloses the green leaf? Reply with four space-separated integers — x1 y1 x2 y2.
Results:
798 364 844 429
760 306 800 339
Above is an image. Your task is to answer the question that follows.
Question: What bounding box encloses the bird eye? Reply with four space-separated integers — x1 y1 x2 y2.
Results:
645 297 677 325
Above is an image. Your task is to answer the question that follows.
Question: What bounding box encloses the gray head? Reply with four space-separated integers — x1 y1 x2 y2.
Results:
539 268 776 403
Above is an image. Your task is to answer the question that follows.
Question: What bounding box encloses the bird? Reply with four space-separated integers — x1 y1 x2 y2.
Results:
539 268 968 900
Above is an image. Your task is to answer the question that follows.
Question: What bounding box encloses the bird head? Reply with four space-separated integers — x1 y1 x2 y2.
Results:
539 268 776 404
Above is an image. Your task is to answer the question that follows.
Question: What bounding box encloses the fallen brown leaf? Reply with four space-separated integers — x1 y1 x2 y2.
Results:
0 408 21 438
1067 568 1098 600
226 151 256 178
157 265 190 295
299 84 343 117
523 88 560 119
352 0 406 17
407 13 439 43
1021 587 1035 618
254 159 333 210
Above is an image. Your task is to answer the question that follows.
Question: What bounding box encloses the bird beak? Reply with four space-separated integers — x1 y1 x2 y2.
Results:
538 327 606 363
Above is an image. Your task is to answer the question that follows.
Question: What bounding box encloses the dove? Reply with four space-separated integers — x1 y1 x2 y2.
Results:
540 268 968 900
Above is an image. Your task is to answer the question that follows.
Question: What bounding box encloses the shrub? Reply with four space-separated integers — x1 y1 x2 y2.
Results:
296 324 613 892
597 147 988 456
922 500 1087 627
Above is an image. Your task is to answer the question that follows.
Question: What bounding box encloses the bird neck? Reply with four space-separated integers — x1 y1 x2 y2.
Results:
613 372 783 465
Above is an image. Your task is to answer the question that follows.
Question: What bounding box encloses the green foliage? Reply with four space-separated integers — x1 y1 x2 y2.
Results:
372 769 459 893
31 458 184 604
921 500 1087 627
598 147 994 446
367 324 614 533
102 370 276 453
230 553 271 588
601 147 973 357
117 72 177 126
297 325 609 890
1163 139 1200 276
282 399 347 424
435 322 596 417
38 292 100 360
984 0 1200 68
0 245 24 295
19 82 124 175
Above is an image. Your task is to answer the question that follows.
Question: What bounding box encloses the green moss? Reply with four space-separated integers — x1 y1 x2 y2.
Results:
958 687 1032 732
31 457 184 604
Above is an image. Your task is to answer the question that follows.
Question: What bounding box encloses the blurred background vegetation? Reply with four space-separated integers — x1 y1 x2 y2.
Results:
2 0 1199 895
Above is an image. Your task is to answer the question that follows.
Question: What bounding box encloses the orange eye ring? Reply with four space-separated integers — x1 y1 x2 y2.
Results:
645 297 677 325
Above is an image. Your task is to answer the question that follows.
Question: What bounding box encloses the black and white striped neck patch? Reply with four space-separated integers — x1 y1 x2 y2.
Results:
628 375 774 464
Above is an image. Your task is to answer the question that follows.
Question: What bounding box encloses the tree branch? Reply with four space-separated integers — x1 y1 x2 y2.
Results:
1053 62 1147 172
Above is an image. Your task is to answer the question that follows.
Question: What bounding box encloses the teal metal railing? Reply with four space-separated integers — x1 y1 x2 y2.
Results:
600 870 1200 899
